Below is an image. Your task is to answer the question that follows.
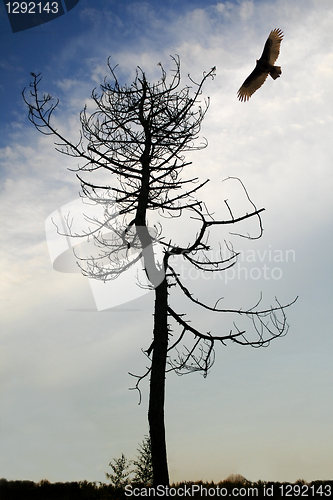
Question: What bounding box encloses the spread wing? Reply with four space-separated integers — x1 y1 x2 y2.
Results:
237 28 283 101
260 28 283 65
237 67 269 102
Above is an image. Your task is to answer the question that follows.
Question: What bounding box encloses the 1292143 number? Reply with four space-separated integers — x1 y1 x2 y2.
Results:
280 483 332 497
6 2 59 14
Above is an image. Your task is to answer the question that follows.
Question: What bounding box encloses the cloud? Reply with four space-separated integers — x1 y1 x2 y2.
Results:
239 1 254 21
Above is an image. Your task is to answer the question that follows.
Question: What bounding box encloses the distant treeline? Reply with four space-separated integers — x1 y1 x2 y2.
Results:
0 477 332 499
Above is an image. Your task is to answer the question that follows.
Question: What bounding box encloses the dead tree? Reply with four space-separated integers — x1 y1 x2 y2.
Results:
23 56 296 487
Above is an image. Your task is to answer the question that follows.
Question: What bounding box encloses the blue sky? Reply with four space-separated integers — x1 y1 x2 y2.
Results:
1 0 333 485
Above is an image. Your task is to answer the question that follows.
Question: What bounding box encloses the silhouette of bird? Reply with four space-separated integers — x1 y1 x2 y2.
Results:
237 29 284 102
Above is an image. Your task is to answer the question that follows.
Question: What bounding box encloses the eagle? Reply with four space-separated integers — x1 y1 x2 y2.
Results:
237 28 284 102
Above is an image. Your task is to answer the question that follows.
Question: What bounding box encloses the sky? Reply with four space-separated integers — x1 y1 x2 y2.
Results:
1 0 333 486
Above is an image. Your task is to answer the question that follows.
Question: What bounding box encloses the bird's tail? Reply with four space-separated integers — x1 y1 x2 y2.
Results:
270 66 282 80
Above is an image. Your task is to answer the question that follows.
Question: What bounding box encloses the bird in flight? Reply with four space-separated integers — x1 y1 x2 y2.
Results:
237 28 284 102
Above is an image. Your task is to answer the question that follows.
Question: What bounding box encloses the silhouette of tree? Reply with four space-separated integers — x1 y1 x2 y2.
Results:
132 435 153 486
106 453 131 489
23 56 296 486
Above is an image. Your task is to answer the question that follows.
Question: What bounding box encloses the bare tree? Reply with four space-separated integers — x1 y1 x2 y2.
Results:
23 56 296 487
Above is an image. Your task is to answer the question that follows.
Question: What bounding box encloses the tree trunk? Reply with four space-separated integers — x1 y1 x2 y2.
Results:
148 277 170 487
